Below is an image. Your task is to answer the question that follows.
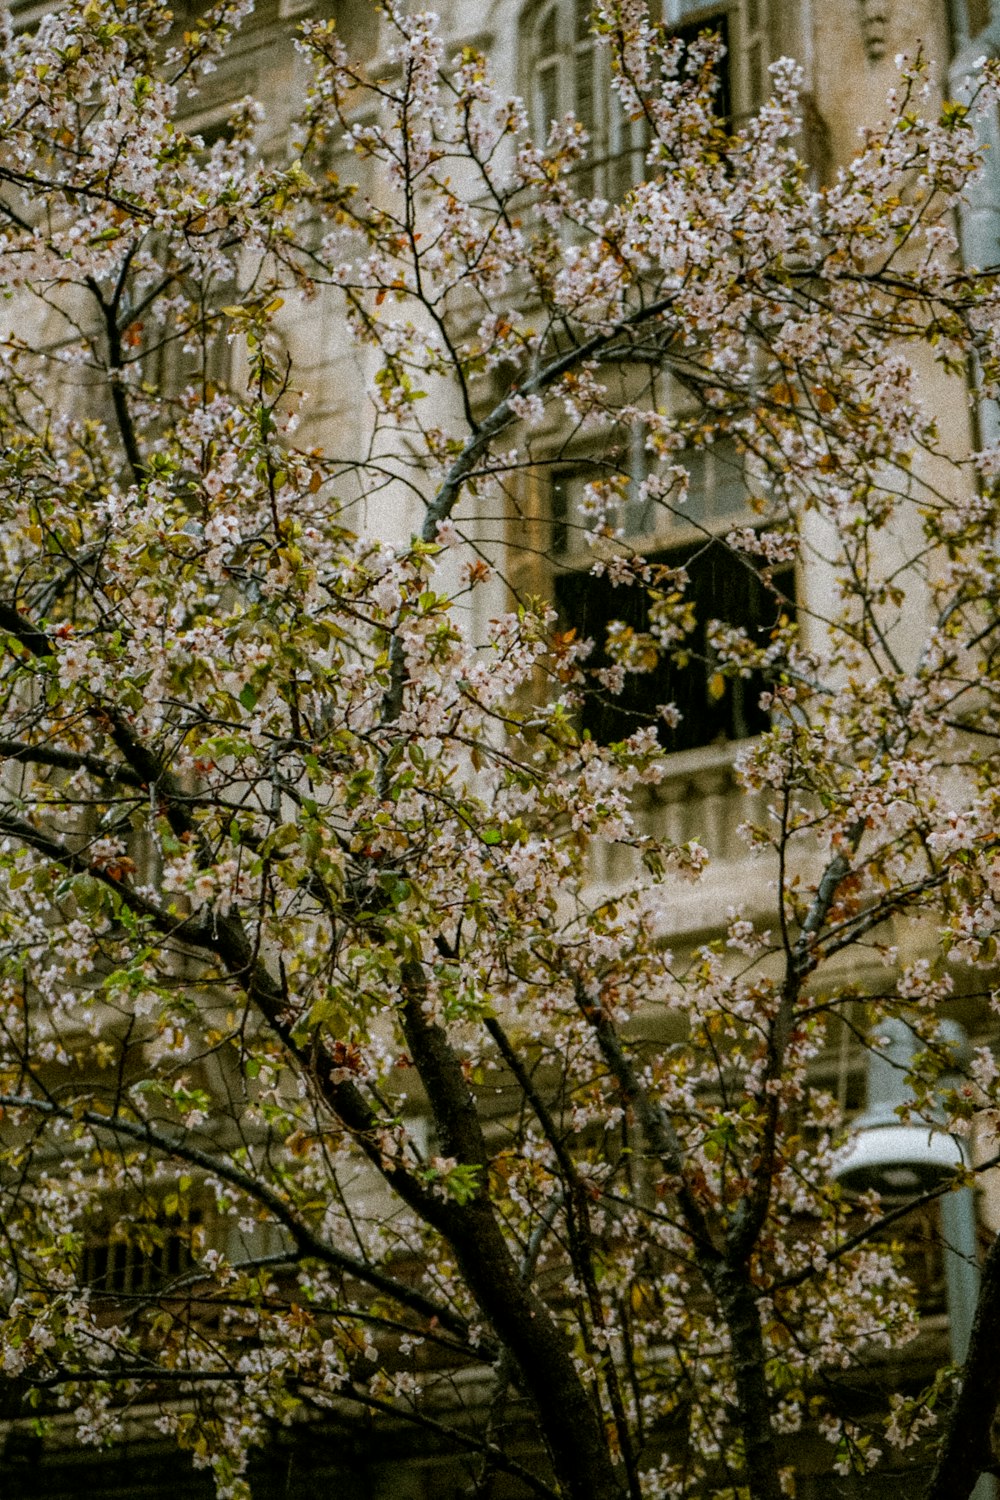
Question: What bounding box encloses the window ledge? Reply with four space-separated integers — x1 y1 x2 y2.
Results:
645 735 756 804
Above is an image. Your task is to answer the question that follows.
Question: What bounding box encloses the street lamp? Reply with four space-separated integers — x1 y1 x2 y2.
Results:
832 1018 969 1206
832 1017 993 1500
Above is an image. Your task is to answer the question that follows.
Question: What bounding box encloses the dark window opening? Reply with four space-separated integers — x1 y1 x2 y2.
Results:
672 14 732 127
555 538 794 751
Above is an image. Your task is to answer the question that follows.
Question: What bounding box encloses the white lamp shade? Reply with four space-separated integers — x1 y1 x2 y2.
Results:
831 1123 967 1197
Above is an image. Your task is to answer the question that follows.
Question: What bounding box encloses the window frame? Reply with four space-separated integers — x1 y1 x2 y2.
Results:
79 1200 203 1301
522 0 652 198
948 1 1000 445
540 431 795 753
520 0 773 190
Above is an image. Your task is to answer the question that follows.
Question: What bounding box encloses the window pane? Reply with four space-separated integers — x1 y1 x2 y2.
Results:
111 1242 130 1293
538 61 559 132
552 472 572 556
621 477 658 537
555 541 794 750
574 44 598 137
85 1243 108 1289
681 449 710 522
552 468 617 553
538 2 558 56
967 0 992 38
574 45 598 194
676 440 748 523
673 13 731 124
707 440 749 519
167 1233 184 1277
746 40 764 112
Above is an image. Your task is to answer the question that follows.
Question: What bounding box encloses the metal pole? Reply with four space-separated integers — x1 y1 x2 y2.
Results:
940 1186 997 1500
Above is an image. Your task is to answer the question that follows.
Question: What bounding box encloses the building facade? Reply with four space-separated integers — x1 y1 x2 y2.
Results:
1 2 998 1498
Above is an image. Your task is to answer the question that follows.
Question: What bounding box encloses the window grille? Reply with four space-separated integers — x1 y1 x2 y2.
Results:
81 1214 200 1298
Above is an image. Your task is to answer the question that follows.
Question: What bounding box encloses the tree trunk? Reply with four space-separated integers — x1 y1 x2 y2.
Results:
711 1263 782 1500
925 1231 1000 1500
449 1201 626 1500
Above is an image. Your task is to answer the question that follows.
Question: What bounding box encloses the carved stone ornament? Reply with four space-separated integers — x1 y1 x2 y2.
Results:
858 0 890 61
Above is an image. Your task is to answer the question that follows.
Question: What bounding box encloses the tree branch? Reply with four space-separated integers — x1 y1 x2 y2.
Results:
0 737 143 785
0 1091 485 1353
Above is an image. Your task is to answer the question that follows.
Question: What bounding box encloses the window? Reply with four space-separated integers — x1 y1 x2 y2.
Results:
667 2 772 123
950 0 994 47
892 1202 948 1318
135 241 234 414
548 441 795 751
948 1 1000 443
516 4 783 752
667 2 774 124
526 0 648 198
81 1212 200 1298
551 438 749 558
6 0 50 31
948 0 1000 255
522 1 772 194
556 535 793 751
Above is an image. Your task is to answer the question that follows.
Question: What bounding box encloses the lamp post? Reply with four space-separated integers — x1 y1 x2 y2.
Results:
831 1018 994 1500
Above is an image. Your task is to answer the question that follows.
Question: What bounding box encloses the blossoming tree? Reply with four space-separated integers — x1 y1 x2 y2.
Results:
0 2 998 1498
